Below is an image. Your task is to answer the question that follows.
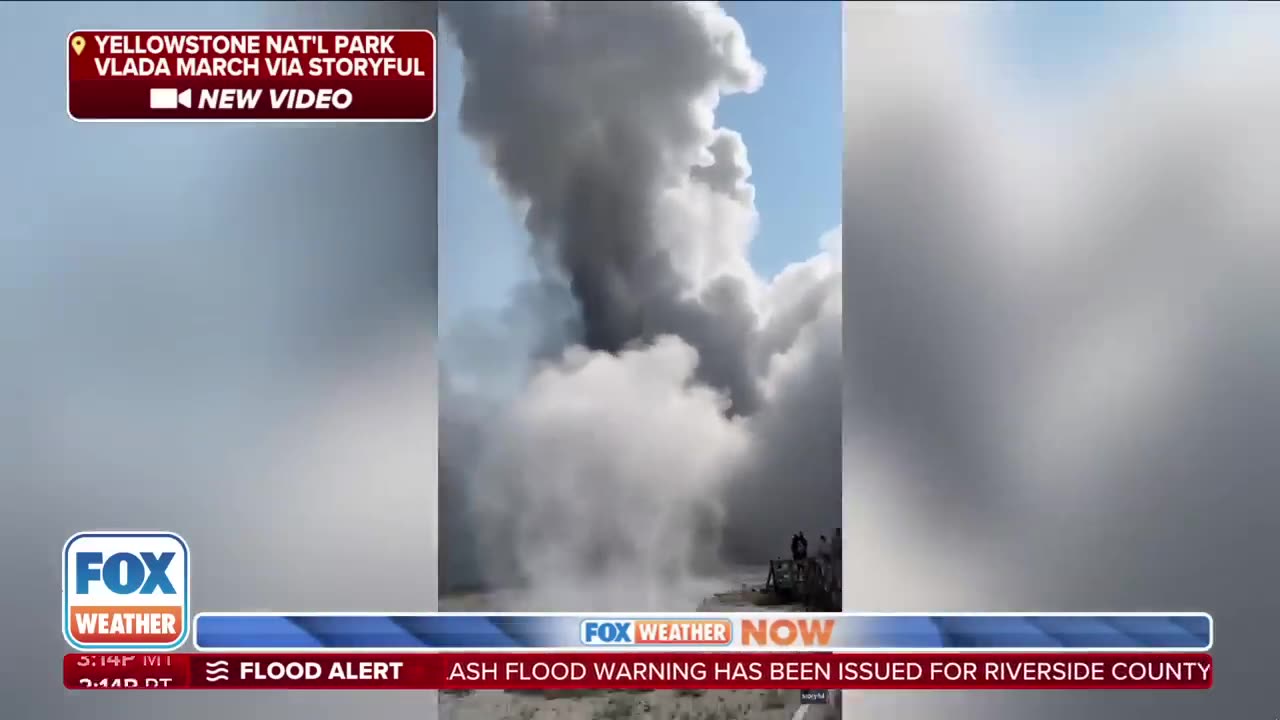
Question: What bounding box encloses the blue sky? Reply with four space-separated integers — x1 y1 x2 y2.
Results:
436 1 1193 331
438 1 842 329
986 2 1189 100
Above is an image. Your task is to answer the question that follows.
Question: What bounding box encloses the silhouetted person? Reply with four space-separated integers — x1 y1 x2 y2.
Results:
832 527 843 594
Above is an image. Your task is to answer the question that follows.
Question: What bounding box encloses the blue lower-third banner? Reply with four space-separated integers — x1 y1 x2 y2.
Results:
191 612 1212 652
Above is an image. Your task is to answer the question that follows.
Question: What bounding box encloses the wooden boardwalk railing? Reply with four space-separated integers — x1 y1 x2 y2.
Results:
765 553 841 611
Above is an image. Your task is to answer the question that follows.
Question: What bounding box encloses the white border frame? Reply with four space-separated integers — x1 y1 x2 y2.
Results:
63 530 191 652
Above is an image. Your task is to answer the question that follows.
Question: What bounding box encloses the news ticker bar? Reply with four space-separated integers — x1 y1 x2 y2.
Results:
191 613 1212 651
67 30 435 122
65 652 1213 690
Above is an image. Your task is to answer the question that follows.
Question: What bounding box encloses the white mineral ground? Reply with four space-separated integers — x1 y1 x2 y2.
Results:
438 565 840 720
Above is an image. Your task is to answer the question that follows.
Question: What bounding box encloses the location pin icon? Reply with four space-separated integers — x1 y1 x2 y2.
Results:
71 36 86 56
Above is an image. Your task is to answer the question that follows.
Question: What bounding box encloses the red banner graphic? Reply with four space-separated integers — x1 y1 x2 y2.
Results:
65 652 1213 690
67 31 435 122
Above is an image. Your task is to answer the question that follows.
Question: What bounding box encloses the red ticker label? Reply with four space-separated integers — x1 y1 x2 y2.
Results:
66 30 436 122
65 652 1214 691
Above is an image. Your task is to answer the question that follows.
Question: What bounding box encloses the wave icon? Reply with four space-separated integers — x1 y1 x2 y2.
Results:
205 660 230 683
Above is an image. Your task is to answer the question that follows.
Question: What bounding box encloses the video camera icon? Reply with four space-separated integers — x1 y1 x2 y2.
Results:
149 88 192 110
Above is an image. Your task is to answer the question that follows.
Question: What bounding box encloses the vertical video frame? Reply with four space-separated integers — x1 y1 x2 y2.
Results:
437 2 842 719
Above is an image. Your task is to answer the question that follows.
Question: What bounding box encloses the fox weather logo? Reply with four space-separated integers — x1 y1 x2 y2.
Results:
62 531 190 651
581 620 634 645
580 618 733 646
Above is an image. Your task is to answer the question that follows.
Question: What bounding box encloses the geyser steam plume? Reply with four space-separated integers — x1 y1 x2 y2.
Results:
441 1 841 609
843 4 1280 719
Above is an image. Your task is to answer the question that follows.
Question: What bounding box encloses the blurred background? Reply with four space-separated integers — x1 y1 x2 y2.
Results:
843 2 1279 718
2 3 439 719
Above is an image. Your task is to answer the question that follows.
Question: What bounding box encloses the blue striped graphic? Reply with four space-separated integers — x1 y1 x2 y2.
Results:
192 613 1211 651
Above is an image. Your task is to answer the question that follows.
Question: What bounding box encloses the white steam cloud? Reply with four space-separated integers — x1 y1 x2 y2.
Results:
441 1 840 609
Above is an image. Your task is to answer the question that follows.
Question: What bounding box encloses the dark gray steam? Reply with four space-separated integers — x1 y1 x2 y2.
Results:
843 5 1280 718
445 1 765 412
440 1 841 606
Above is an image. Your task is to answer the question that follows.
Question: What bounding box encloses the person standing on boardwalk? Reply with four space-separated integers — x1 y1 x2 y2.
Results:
790 533 803 561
